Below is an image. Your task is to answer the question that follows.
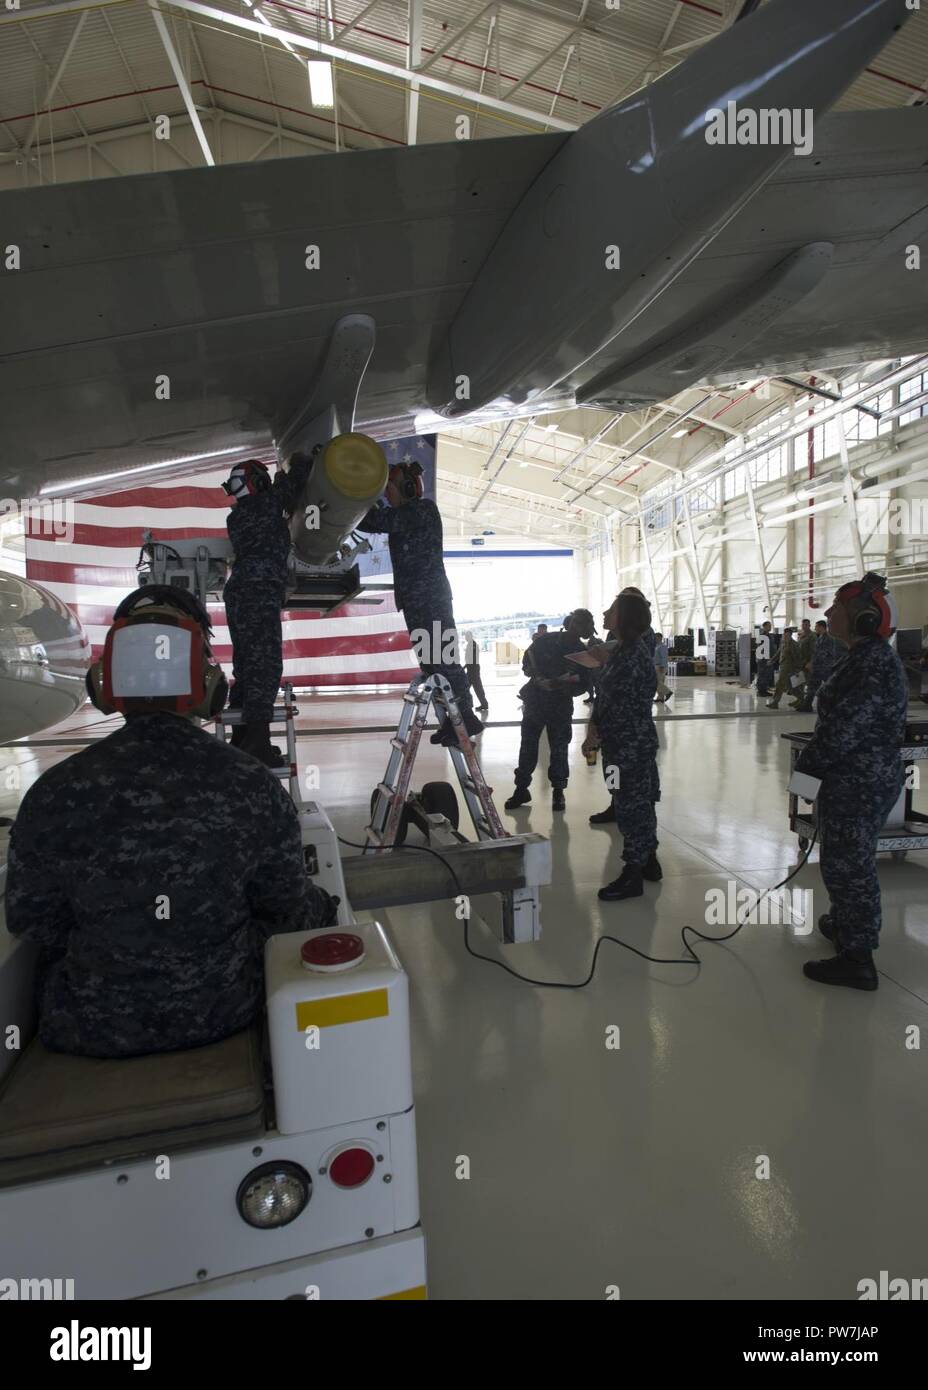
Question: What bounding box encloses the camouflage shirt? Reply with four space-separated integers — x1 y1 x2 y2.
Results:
593 636 658 765
522 631 591 700
4 712 336 1058
796 637 907 800
810 632 843 683
357 497 453 614
225 454 313 590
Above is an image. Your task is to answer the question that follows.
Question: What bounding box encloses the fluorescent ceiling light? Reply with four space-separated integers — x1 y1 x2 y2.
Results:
672 428 688 439
308 60 335 108
542 423 559 433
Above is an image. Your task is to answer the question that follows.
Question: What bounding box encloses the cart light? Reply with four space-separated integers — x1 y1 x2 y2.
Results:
328 1146 376 1189
237 1161 311 1228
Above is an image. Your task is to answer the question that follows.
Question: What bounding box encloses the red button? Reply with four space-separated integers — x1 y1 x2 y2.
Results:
301 932 365 971
329 1147 376 1189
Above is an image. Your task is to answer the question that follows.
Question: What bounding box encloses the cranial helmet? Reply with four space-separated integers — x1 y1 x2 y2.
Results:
86 586 228 719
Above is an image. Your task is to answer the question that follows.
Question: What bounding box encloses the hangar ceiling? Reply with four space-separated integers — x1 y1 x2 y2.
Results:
2 0 927 544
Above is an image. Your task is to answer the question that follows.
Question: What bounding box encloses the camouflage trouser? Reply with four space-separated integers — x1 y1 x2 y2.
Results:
224 581 284 723
604 753 660 866
402 604 473 715
772 665 803 703
515 692 573 790
819 781 901 952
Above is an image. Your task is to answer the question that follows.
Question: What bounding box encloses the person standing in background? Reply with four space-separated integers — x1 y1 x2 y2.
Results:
755 620 778 697
794 618 815 707
653 632 672 704
505 609 596 814
797 574 907 991
583 591 661 901
794 619 842 712
462 629 489 712
767 627 804 709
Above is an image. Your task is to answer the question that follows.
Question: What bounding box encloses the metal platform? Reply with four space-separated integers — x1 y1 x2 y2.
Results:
782 725 928 861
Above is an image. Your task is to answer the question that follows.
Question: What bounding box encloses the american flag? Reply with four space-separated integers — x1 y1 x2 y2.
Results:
24 467 418 689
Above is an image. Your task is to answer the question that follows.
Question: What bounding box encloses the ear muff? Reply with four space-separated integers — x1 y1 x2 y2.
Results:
86 660 115 714
197 660 229 720
840 575 898 640
389 463 423 500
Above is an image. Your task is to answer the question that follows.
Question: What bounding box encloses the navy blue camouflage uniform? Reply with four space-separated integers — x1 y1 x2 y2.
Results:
804 632 843 706
515 632 589 792
795 637 907 952
4 712 337 1058
357 497 473 712
223 455 312 723
594 637 660 864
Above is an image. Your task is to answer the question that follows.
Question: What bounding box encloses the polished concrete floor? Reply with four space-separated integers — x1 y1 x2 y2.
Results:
3 672 928 1299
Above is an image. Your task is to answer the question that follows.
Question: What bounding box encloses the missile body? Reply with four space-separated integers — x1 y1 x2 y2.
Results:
290 434 389 568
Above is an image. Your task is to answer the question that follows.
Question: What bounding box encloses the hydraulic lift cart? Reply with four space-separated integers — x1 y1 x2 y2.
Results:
782 721 928 861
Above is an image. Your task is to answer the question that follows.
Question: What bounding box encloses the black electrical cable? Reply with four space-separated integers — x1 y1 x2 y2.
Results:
336 824 820 990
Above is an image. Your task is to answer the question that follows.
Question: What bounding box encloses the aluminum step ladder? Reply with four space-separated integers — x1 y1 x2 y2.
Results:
365 674 505 852
215 682 300 802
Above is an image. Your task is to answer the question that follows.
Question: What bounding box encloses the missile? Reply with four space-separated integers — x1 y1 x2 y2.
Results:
289 433 389 567
0 572 91 741
427 0 914 417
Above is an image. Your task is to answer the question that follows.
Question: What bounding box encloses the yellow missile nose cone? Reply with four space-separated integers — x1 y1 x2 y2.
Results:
322 433 389 500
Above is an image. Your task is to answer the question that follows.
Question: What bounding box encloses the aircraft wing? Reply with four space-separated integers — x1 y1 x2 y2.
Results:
574 108 928 408
0 132 567 496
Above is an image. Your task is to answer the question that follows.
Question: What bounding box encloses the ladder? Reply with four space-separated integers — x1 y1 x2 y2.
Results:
215 683 301 802
365 674 505 853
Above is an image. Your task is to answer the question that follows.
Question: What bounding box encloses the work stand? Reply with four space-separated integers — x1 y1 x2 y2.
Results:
361 674 545 943
365 674 505 852
215 683 301 803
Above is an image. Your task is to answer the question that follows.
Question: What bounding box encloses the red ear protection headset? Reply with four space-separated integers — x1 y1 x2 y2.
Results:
836 573 898 640
223 459 271 499
86 589 228 719
389 461 424 500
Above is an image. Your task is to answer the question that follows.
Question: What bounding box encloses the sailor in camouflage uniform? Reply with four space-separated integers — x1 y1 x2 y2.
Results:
504 609 596 813
796 574 907 991
4 588 338 1059
589 587 655 826
357 460 483 746
793 619 842 712
223 454 313 767
584 591 662 900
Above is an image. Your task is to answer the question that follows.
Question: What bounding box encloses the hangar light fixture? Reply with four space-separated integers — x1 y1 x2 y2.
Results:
308 60 335 108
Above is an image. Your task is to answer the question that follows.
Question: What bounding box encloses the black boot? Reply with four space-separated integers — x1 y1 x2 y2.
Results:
430 717 458 746
803 949 878 991
229 723 248 749
504 787 531 810
589 806 614 825
239 723 286 769
463 709 485 737
552 788 566 812
642 852 662 882
598 863 644 901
